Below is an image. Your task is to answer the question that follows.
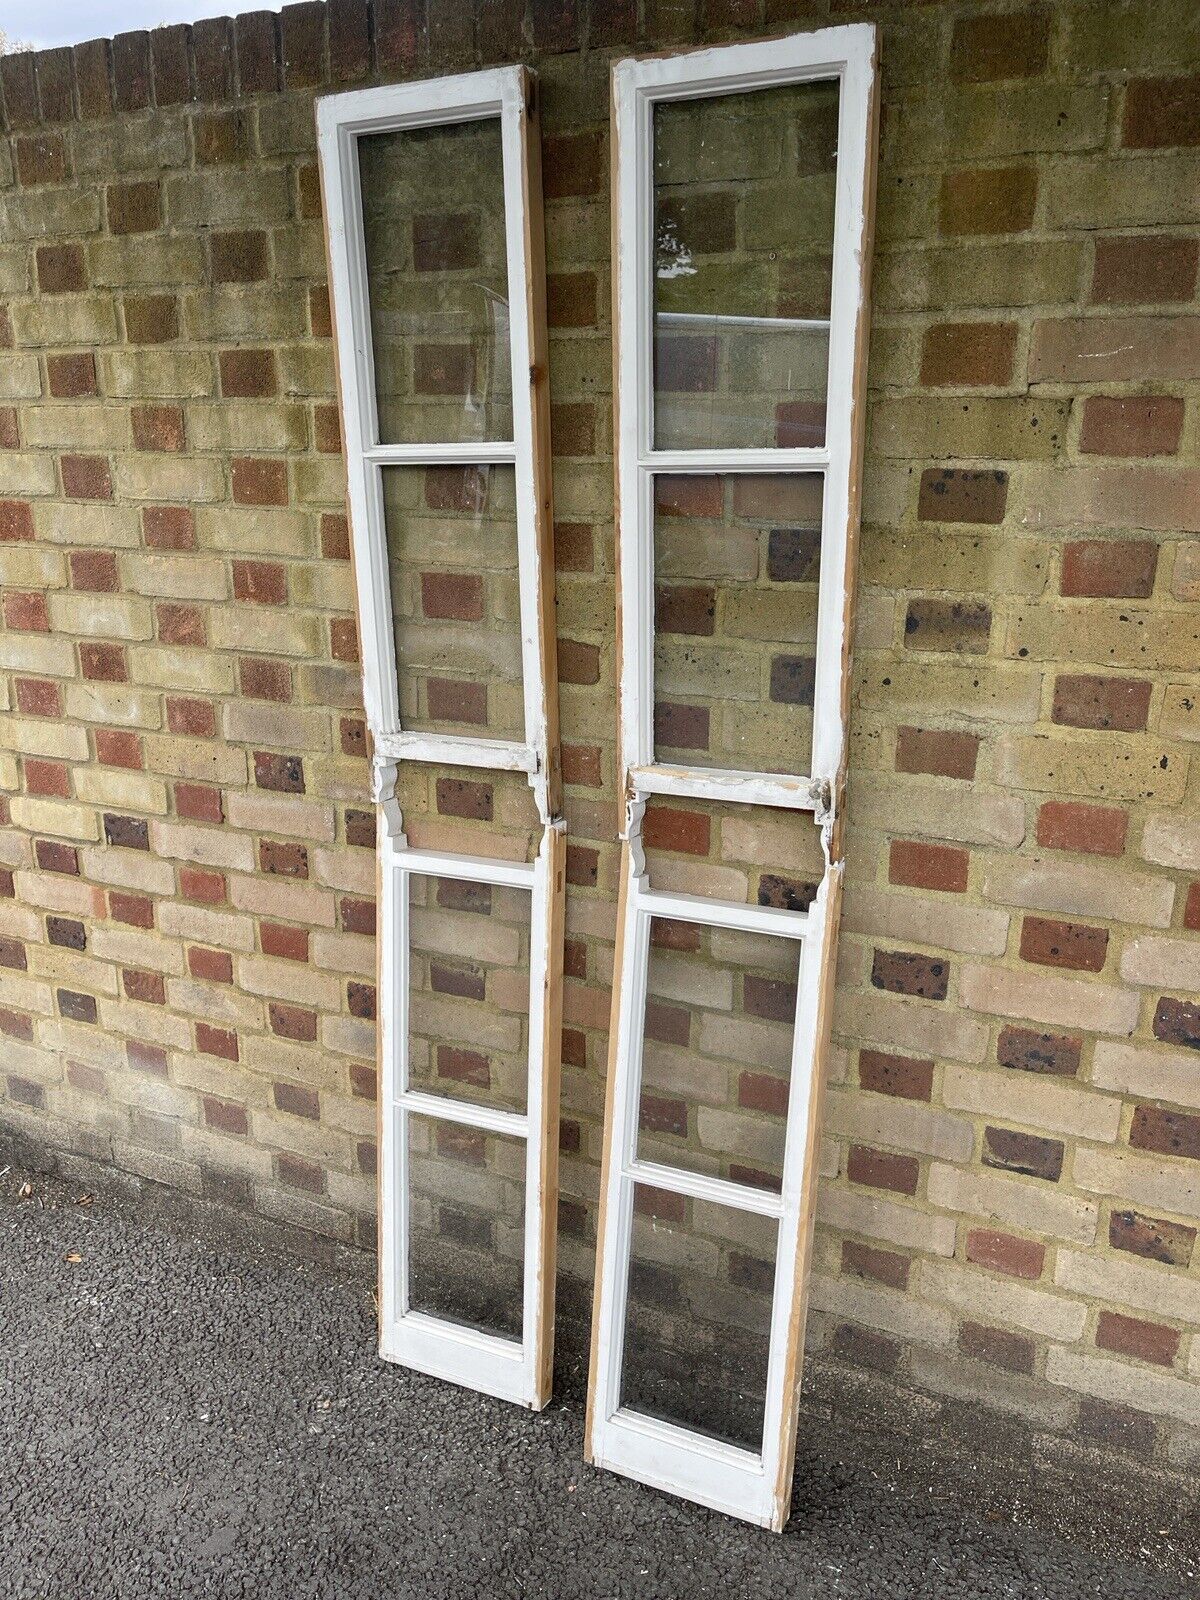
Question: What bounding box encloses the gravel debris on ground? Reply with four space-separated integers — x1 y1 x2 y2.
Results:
2 1160 1195 1599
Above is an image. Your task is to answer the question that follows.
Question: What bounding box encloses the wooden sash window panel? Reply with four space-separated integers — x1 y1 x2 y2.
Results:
588 26 879 1525
319 67 564 1411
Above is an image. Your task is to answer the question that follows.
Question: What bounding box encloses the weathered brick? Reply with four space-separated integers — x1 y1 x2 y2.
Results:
847 1145 920 1197
1122 74 1200 150
888 840 969 893
1080 396 1185 458
858 1049 934 1103
939 166 1037 236
917 469 1008 524
1035 800 1128 857
1019 915 1108 973
1090 235 1199 306
966 1227 1045 1280
983 1126 1064 1181
919 321 1017 388
1096 1310 1180 1368
1152 997 1200 1052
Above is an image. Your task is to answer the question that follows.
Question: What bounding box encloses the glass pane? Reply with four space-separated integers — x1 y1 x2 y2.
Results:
652 473 822 776
384 464 525 742
652 80 837 450
406 1111 525 1341
637 917 800 1192
407 873 531 1116
620 1183 777 1452
359 119 513 444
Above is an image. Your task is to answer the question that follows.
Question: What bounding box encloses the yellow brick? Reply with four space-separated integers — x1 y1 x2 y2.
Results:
9 796 99 840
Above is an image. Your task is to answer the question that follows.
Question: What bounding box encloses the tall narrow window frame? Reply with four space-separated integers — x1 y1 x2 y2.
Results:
318 67 565 1411
588 26 879 1525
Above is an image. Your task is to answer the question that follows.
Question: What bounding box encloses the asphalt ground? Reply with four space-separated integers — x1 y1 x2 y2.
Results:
2 1156 1196 1599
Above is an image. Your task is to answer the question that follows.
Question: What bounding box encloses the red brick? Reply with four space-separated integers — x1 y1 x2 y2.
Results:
124 294 179 344
47 353 97 399
60 989 98 1024
774 401 827 448
36 840 78 875
920 321 1017 387
231 458 288 507
235 9 280 93
82 643 127 681
7 1076 43 1110
109 891 154 930
1152 996 1199 1051
180 867 226 904
112 30 152 113
261 923 309 962
966 1227 1046 1280
769 654 817 705
0 937 27 970
37 242 86 294
347 982 376 1019
655 334 718 394
547 271 597 329
895 726 979 780
128 1039 168 1076
1096 1310 1180 1368
655 584 716 636
847 1145 920 1196
16 679 61 717
167 697 216 738
203 1094 248 1134
421 571 483 622
552 400 596 457
436 778 493 821
340 897 375 936
562 939 587 981
61 455 112 501
157 603 206 648
143 505 195 551
917 468 1008 524
0 1009 33 1041
1052 674 1151 732
426 678 486 724
16 133 67 186
25 759 69 799
104 814 148 850
949 9 1049 80
1131 1104 1200 1160
1080 395 1184 457
1184 882 1200 933
959 1321 1035 1374
1110 1208 1196 1267
313 405 341 454
151 23 192 106
259 840 308 879
4 592 49 632
273 1078 320 1117
277 1151 324 1193
309 286 333 340
124 966 165 1004
175 783 223 824
192 16 234 99
211 229 269 283
566 845 599 888
1122 74 1200 150
69 550 118 592
558 639 600 685
940 166 1036 236
758 873 818 912
642 806 710 857
95 729 142 769
842 1239 910 1291
889 840 969 893
340 717 366 758
188 946 233 983
320 512 349 559
269 1003 318 1043
654 475 724 519
0 501 34 542
1036 800 1128 857
240 658 292 702
983 1126 1064 1181
871 948 948 1000
330 617 359 662
131 405 184 453
1060 538 1157 598
375 0 418 69
106 180 159 235
738 1070 789 1117
232 559 287 603
654 702 710 752
561 743 602 787
219 349 278 398
542 128 603 200
998 1025 1082 1077
197 1023 239 1062
254 753 304 795
0 50 39 127
430 962 486 1001
413 344 474 397
0 408 18 449
1090 236 1199 307
858 1049 934 1102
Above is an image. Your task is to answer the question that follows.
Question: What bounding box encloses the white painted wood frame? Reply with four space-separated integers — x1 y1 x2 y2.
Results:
318 67 565 1411
588 25 879 1526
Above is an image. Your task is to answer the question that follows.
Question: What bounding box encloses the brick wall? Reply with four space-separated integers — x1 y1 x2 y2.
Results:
0 0 1198 1470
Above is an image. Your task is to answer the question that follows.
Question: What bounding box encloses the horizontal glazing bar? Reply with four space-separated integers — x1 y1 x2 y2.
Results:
632 885 809 940
388 843 538 887
398 1089 529 1140
639 449 829 473
628 763 822 812
375 730 539 774
656 311 830 333
623 1158 785 1219
364 441 518 465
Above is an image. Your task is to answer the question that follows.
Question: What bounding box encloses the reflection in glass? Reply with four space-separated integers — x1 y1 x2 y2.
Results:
620 1184 777 1451
383 464 525 742
652 472 823 775
636 917 800 1192
406 1111 526 1341
360 119 513 444
652 79 838 450
407 873 532 1116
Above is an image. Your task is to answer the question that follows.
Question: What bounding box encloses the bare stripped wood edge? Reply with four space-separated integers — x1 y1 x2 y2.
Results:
583 835 632 1458
770 36 880 1528
535 823 568 1406
519 66 564 824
